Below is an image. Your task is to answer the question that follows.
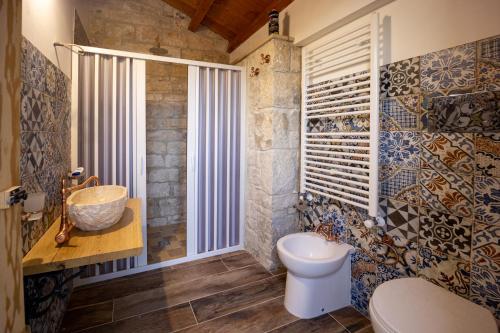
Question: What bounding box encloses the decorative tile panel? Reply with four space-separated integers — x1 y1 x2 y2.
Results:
20 37 71 255
476 133 500 178
380 57 420 97
376 264 404 285
45 62 57 97
21 37 46 92
379 198 419 243
380 131 420 168
351 250 377 314
322 116 370 133
420 132 474 175
477 61 500 91
24 269 74 333
306 118 325 133
300 34 500 318
21 84 48 131
419 208 472 261
477 35 500 91
20 132 45 178
420 168 473 218
420 42 476 93
380 95 420 131
393 240 418 277
379 166 419 205
479 35 500 61
417 247 470 298
21 36 73 333
470 265 500 318
474 176 500 224
373 237 418 277
429 91 500 132
472 222 500 272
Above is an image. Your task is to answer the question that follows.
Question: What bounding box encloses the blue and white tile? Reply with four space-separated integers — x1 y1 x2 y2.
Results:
477 35 500 91
470 265 500 319
55 69 70 102
351 250 377 314
475 176 500 224
376 264 404 285
323 115 370 133
380 131 420 169
21 37 47 92
45 61 57 97
380 94 420 131
20 84 48 131
420 42 476 93
379 167 419 205
417 246 470 298
429 91 500 132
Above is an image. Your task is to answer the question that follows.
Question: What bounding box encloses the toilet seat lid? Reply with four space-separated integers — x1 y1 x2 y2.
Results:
370 278 497 333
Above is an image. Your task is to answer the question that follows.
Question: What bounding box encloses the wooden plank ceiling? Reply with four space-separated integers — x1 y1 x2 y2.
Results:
162 0 294 52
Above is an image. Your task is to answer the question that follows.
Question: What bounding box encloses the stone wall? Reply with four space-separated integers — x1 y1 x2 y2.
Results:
238 36 302 270
84 0 230 226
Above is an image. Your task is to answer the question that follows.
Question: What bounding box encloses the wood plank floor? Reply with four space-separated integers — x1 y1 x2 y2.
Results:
61 251 374 333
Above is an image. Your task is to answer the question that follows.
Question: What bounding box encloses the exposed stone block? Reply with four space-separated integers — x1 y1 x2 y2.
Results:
147 154 164 167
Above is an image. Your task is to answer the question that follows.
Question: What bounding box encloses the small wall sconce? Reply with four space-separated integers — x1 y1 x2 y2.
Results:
260 53 270 64
250 67 260 77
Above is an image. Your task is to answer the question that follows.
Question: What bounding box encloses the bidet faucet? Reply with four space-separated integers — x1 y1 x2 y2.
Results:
55 175 100 244
314 223 338 242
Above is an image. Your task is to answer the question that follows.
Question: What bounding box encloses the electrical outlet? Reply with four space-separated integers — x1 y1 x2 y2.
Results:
0 186 28 210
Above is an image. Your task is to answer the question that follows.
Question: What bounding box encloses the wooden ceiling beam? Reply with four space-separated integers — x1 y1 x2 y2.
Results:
162 0 235 39
188 0 216 32
161 0 196 16
227 0 294 52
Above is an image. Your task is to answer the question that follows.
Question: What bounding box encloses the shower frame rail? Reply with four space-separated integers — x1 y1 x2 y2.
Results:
70 45 246 286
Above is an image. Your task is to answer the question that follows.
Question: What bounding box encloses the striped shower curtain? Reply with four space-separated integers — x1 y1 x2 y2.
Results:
191 67 242 253
76 54 146 276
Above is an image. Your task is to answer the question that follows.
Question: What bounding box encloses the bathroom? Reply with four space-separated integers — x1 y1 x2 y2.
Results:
0 0 499 332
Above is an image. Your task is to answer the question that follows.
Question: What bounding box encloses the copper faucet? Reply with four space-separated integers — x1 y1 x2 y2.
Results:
314 223 338 241
55 176 100 244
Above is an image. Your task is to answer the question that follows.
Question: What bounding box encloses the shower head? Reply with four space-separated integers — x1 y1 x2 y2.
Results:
149 35 168 56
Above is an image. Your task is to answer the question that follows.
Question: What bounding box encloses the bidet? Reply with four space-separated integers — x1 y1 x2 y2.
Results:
277 232 354 319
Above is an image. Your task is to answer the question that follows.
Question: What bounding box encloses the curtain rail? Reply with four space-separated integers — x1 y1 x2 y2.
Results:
56 43 243 71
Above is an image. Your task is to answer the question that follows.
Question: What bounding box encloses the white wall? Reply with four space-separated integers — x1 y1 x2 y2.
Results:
230 0 500 64
22 0 89 77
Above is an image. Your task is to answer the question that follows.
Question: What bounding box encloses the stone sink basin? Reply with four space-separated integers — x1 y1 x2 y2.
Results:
67 185 128 231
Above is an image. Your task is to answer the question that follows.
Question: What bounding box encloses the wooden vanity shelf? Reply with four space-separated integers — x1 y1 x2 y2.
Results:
23 198 143 276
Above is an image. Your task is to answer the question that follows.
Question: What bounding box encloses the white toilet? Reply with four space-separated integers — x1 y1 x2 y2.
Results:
277 232 354 319
369 278 497 333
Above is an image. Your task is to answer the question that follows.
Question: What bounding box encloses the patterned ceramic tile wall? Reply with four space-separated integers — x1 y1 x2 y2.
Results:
300 34 499 318
20 37 71 255
21 37 73 333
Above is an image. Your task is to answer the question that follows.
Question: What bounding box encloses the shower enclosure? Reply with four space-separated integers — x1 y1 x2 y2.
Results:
70 45 245 285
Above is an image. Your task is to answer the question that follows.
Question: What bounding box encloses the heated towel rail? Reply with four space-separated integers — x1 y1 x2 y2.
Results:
300 13 379 217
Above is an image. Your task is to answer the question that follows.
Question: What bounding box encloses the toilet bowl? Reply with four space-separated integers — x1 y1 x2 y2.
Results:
369 278 497 333
277 232 354 319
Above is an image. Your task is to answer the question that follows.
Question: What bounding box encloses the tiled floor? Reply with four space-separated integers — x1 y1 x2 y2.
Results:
61 251 374 333
147 223 187 264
